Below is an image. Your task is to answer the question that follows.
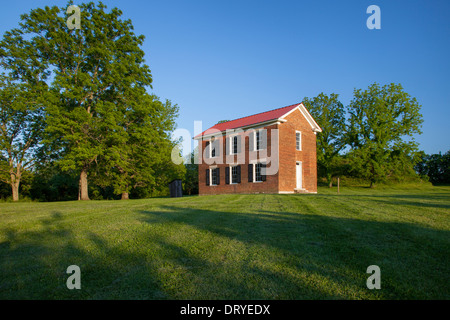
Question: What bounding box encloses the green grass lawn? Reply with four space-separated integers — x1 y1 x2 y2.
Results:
0 185 449 300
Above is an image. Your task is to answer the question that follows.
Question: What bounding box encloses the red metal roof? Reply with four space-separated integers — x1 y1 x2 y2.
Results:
194 103 300 138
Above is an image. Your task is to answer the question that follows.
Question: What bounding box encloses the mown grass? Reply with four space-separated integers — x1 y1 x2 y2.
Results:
0 186 449 300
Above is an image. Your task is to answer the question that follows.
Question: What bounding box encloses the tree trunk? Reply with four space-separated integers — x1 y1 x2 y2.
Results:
10 170 20 202
11 182 20 202
78 168 90 201
121 192 129 200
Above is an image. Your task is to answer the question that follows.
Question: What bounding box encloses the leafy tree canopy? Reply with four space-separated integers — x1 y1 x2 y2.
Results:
1 1 153 200
346 83 423 187
0 75 46 200
303 93 346 187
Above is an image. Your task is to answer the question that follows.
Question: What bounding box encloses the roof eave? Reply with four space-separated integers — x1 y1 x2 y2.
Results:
192 118 286 140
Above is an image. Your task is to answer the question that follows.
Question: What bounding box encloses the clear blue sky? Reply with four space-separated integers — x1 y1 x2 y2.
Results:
1 0 449 155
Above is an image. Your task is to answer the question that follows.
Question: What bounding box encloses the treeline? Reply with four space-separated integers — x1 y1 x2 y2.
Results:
303 84 448 187
415 151 450 185
0 2 186 202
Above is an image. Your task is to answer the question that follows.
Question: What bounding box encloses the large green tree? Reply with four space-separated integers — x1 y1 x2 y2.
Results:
0 2 152 200
0 76 45 201
346 83 424 187
303 93 346 187
97 93 182 199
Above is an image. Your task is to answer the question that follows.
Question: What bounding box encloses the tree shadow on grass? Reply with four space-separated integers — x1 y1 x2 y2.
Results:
1 205 448 300
0 211 203 299
330 192 450 210
2 208 308 300
138 206 450 299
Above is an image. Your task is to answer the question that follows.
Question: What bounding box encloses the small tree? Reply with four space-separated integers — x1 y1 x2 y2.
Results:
346 83 423 187
0 76 45 201
303 93 346 187
183 147 199 195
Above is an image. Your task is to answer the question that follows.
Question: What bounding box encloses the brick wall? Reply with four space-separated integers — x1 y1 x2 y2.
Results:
278 109 318 193
198 124 280 195
198 109 318 195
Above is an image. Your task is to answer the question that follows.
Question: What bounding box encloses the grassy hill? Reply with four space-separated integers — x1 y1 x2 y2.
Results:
0 186 449 299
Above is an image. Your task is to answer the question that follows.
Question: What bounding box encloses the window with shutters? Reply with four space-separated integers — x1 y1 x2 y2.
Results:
296 131 302 151
208 138 219 158
249 162 266 182
211 167 219 185
232 136 238 154
231 165 239 184
205 141 210 159
255 162 263 182
227 135 240 155
254 129 266 151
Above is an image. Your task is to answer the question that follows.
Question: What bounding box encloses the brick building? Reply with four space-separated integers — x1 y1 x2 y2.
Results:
193 103 322 195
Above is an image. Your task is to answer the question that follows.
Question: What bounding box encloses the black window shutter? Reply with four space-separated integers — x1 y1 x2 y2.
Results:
237 165 241 183
215 140 220 157
225 166 230 184
249 132 254 151
206 169 210 186
205 142 210 159
261 129 267 150
225 137 230 155
261 163 267 181
216 168 220 185
248 164 253 182
237 136 241 154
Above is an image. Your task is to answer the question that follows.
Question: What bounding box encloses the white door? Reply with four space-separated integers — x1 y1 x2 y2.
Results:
296 162 302 189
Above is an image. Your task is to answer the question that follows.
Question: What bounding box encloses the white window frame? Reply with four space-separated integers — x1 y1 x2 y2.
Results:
253 129 267 151
256 130 264 151
229 134 239 155
230 165 239 184
254 162 263 182
211 142 216 158
209 138 219 158
210 166 218 186
250 159 266 183
296 131 302 151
